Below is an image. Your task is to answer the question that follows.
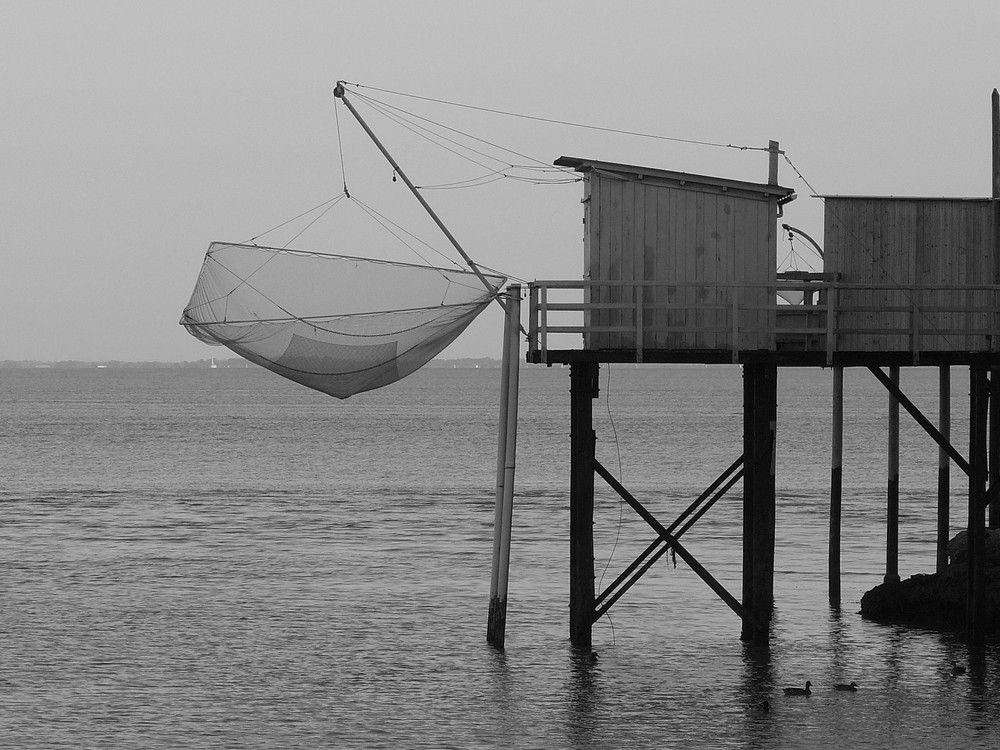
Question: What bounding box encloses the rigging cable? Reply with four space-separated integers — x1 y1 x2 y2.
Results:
341 80 773 154
349 89 583 184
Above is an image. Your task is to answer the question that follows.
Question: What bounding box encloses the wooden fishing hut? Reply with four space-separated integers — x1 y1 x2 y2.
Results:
489 92 1000 652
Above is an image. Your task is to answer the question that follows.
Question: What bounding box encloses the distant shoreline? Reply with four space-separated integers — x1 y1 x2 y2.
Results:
0 357 505 370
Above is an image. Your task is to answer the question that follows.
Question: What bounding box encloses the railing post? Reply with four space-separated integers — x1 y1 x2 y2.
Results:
528 284 539 360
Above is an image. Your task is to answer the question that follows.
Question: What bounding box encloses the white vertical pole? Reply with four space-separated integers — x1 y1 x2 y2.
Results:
487 288 514 646
493 286 522 649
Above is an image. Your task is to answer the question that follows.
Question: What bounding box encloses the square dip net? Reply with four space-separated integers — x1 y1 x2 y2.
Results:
181 242 505 398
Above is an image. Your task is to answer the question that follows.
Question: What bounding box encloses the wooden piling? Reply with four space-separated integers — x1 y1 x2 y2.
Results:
992 88 1000 528
569 361 598 649
885 366 901 584
487 286 521 648
967 360 989 646
830 366 844 605
991 367 1000 529
741 362 777 645
936 366 951 573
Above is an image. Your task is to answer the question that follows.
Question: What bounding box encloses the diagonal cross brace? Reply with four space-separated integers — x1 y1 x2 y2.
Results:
592 457 745 619
868 366 971 474
868 365 1000 510
592 458 761 628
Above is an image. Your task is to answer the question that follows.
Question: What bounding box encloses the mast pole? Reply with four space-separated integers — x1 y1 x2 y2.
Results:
334 82 504 305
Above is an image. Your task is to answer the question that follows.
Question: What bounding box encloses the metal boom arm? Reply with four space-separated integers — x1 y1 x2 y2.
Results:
333 81 505 307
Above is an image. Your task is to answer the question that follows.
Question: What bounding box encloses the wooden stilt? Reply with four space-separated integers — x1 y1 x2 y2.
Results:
967 360 988 646
990 366 1000 529
487 286 521 648
937 366 952 573
569 361 598 649
741 362 776 645
885 366 901 584
830 366 844 606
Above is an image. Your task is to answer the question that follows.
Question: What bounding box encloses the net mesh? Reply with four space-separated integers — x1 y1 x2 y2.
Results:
180 242 505 398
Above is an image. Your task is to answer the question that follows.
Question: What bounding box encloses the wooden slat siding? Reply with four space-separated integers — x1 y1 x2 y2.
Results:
763 195 778 350
825 196 997 353
939 200 961 349
829 198 872 350
889 200 915 351
735 197 766 349
683 188 700 348
622 178 637 350
706 192 722 349
597 174 616 349
917 201 941 350
826 199 850 347
656 184 675 349
643 182 658 351
930 201 950 350
605 175 622 349
589 172 603 349
733 195 750 351
669 185 685 348
694 190 707 348
969 201 993 349
720 195 737 350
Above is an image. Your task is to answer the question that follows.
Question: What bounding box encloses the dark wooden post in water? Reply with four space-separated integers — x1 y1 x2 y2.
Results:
885 366 901 584
990 367 999 529
741 362 777 645
569 362 598 649
967 360 989 646
991 88 1000 529
936 366 951 573
829 366 844 605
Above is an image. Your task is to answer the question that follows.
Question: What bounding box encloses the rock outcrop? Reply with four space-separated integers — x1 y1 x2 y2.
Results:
859 530 1000 633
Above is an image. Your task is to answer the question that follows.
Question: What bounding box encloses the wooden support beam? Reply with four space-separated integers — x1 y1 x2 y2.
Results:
742 362 777 645
937 366 952 573
830 366 844 605
991 368 1000 528
569 362 598 649
967 361 989 646
885 366 901 584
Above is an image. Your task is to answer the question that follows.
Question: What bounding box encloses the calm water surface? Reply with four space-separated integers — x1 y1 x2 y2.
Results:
2 365 999 748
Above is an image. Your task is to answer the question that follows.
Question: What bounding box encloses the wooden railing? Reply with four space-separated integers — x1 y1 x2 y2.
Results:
526 278 1000 364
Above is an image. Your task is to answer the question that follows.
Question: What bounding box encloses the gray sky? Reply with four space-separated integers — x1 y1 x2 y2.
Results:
3 1 998 362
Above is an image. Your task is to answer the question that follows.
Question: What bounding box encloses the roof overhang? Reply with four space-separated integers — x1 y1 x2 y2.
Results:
555 155 797 204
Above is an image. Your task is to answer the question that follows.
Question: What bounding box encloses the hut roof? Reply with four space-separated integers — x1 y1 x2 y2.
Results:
554 155 797 203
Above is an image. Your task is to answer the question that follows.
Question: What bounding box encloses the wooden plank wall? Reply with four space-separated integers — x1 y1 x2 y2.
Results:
584 172 776 351
824 198 995 353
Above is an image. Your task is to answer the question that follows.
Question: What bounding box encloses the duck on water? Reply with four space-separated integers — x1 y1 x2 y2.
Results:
782 681 812 696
